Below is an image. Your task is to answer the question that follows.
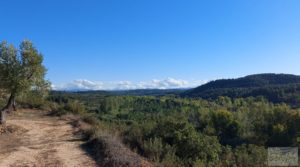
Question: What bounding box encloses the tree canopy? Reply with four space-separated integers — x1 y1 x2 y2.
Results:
183 74 300 107
0 40 49 124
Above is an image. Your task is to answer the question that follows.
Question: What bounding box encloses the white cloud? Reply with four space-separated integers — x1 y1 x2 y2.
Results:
52 78 206 91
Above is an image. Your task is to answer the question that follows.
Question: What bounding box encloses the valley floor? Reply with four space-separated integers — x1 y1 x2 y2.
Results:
0 109 97 167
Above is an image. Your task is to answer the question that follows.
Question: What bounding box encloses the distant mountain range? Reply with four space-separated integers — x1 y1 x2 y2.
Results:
109 89 187 96
59 89 186 96
52 73 300 107
182 73 300 107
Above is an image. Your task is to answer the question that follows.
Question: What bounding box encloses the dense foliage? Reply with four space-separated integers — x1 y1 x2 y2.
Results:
183 74 300 107
49 91 300 167
0 40 49 124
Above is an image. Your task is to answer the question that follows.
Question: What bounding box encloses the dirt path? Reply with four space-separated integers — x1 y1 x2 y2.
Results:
0 109 97 167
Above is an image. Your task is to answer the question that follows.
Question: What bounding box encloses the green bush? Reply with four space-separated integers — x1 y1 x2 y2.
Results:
64 100 86 114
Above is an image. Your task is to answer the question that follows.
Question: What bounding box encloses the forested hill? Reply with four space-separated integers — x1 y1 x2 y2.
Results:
182 73 300 106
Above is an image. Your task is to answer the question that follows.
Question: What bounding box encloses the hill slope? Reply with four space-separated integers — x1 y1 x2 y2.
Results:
183 73 300 106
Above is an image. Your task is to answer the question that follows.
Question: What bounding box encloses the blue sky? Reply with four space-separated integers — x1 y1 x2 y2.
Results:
1 0 300 89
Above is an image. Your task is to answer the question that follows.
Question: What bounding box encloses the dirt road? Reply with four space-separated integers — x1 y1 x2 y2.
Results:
0 109 97 167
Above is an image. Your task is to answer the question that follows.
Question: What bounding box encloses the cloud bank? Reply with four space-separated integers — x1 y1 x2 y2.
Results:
52 78 206 91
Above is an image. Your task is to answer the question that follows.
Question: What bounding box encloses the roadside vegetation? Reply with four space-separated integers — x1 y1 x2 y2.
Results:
47 92 300 167
48 95 154 167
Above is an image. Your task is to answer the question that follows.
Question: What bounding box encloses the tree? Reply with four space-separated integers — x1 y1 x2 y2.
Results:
212 109 241 145
0 40 49 124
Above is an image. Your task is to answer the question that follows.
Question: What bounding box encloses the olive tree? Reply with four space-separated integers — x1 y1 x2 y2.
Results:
0 40 49 124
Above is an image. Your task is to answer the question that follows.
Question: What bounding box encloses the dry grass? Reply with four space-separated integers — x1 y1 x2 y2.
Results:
74 118 153 167
87 131 154 167
0 124 25 135
50 109 154 167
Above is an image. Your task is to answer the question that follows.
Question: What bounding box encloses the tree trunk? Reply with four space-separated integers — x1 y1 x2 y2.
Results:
5 93 16 113
0 93 16 125
0 110 6 125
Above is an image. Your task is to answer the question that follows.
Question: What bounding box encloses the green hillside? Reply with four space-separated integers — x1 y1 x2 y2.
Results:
183 74 300 107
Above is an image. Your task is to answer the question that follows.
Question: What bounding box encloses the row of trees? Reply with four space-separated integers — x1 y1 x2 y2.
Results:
0 40 49 124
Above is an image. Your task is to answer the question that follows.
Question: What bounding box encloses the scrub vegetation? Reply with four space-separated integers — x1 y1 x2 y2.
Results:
48 82 300 166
